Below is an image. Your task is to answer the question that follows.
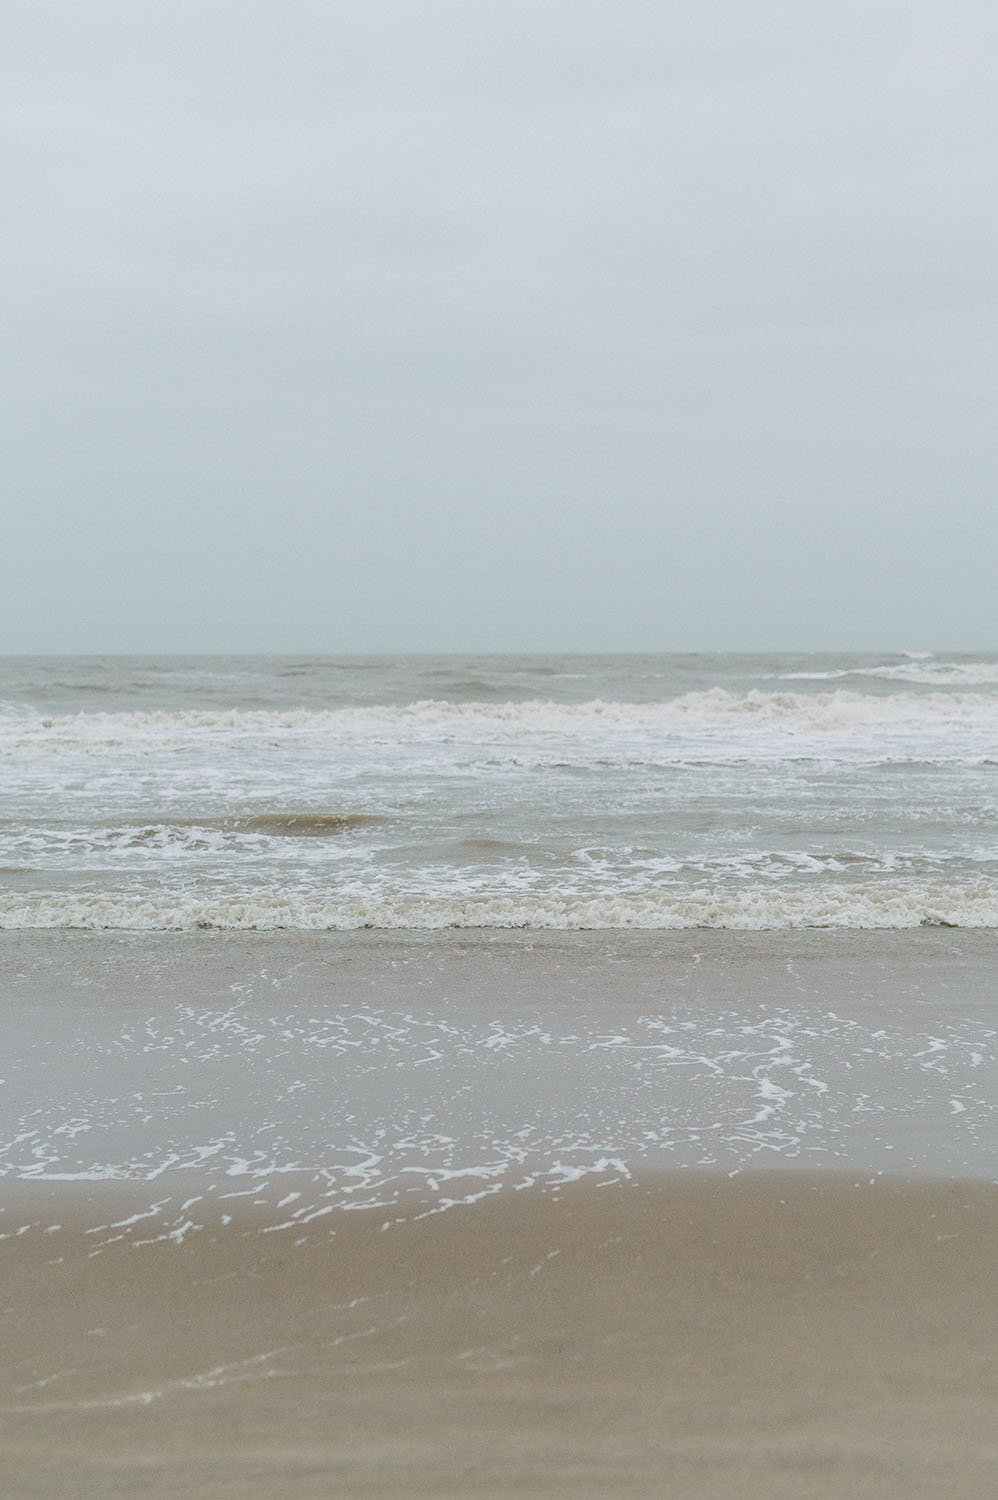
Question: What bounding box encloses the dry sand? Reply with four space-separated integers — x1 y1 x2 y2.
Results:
2 1171 996 1498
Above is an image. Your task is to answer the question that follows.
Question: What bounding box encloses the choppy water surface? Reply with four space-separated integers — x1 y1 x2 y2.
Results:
2 652 998 929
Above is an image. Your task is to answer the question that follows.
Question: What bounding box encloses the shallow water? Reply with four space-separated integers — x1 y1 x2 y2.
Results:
2 930 994 1251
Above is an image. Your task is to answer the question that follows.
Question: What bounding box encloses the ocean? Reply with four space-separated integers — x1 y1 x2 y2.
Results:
3 650 998 931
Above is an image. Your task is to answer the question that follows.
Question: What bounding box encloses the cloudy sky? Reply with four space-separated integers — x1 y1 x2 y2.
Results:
3 1 996 652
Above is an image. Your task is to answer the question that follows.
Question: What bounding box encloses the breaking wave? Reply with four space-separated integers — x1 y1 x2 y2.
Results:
3 882 997 930
3 689 998 754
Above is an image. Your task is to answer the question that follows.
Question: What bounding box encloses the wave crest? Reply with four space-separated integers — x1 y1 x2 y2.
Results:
2 883 996 931
3 688 998 754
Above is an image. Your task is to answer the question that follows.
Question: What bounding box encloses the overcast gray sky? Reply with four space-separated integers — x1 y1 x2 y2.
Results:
3 1 996 653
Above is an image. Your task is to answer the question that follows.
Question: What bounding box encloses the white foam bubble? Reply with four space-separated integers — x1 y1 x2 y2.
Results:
1 881 996 930
2 688 998 756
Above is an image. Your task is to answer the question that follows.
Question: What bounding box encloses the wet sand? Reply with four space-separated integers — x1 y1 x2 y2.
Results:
3 1172 997 1498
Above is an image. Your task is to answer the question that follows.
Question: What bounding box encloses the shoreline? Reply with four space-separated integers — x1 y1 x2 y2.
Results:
5 919 998 958
2 928 995 1196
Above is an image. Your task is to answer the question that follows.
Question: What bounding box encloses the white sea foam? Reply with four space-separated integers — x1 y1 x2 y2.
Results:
2 882 996 930
3 975 993 1226
2 689 997 755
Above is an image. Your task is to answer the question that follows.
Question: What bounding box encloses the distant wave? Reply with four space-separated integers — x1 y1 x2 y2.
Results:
777 659 998 686
3 689 998 754
3 882 996 930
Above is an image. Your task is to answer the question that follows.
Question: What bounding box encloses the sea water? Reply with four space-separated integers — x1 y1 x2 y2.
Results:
2 651 997 931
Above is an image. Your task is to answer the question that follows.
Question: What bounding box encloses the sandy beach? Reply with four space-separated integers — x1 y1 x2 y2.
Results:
3 1171 997 1498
